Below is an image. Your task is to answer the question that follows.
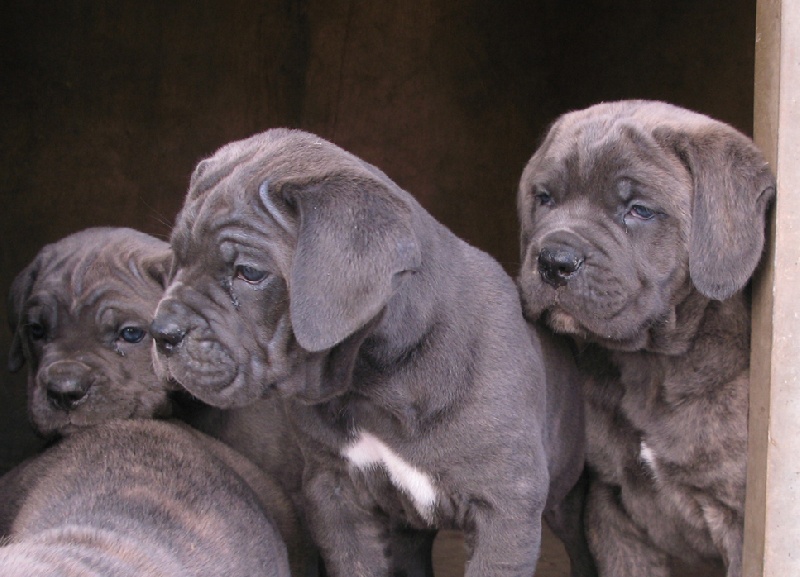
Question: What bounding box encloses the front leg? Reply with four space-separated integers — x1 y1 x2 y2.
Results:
544 468 597 577
703 501 742 577
585 480 669 577
464 502 543 577
304 464 392 577
723 533 742 577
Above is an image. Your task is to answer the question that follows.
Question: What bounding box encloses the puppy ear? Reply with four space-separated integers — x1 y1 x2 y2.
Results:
7 257 41 373
281 175 421 352
279 315 378 404
141 247 174 289
672 124 775 300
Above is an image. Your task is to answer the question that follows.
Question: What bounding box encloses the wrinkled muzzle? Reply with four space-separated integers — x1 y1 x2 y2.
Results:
37 359 94 411
535 230 587 289
150 293 240 401
518 226 591 321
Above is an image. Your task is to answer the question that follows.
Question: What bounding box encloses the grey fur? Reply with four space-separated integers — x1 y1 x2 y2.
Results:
150 129 591 577
7 227 173 437
0 419 290 577
6 226 316 577
516 100 775 577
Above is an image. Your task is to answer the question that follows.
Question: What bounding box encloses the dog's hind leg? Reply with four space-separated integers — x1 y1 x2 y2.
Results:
544 469 597 577
463 505 542 577
585 481 669 577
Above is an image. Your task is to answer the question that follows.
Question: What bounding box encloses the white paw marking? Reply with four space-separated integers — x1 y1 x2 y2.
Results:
639 440 658 479
343 431 436 522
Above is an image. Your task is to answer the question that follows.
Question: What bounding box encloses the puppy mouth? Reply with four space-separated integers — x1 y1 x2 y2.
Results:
528 282 639 343
159 352 238 396
31 375 165 436
31 404 104 438
44 419 96 437
31 370 101 434
29 410 68 438
154 333 271 409
522 257 644 337
542 307 587 337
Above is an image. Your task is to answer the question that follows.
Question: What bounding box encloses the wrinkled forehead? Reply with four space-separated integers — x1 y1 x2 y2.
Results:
30 246 160 311
190 130 371 198
171 130 382 260
26 272 156 325
523 111 686 194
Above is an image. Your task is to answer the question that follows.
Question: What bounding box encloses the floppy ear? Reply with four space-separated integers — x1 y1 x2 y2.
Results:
7 257 41 373
279 315 380 404
280 174 421 352
672 124 776 300
140 247 174 289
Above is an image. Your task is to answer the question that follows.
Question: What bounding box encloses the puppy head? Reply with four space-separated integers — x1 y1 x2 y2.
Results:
7 227 173 437
150 129 421 408
517 100 775 350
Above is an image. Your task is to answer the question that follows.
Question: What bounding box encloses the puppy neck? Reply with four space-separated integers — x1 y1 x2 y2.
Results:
645 287 711 355
359 216 459 368
628 286 749 358
608 289 752 404
348 219 507 431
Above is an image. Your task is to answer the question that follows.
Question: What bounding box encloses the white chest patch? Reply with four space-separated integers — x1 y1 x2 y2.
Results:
343 431 437 523
639 440 658 479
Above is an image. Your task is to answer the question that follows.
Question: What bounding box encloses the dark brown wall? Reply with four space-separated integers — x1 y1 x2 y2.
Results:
0 0 756 470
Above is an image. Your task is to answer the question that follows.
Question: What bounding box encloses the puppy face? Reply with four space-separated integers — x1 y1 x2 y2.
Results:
7 228 173 437
151 129 420 408
152 176 301 408
517 101 774 350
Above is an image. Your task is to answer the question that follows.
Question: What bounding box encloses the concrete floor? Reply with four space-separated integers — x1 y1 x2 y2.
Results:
431 527 571 577
431 527 724 577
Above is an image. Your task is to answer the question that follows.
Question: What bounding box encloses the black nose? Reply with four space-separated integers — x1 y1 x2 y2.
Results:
150 318 186 356
43 373 90 411
538 246 584 287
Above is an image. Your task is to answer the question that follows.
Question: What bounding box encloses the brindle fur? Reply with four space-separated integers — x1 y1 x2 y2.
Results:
0 419 290 577
150 129 591 577
516 100 775 577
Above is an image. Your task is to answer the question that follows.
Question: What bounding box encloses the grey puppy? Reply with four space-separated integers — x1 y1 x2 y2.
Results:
516 100 775 577
6 226 317 577
8 227 173 437
149 128 590 577
0 418 290 577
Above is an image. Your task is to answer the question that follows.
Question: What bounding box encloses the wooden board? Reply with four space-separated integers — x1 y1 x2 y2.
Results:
745 1 800 575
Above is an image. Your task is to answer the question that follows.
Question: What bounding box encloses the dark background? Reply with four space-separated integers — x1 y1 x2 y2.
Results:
0 0 756 471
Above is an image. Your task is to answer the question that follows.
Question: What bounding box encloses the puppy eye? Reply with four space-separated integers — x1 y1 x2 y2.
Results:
27 322 46 340
533 187 554 207
235 265 268 284
119 326 146 344
628 205 657 220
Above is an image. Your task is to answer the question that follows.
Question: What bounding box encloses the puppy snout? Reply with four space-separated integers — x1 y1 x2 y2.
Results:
537 245 584 287
41 363 91 411
150 316 186 356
